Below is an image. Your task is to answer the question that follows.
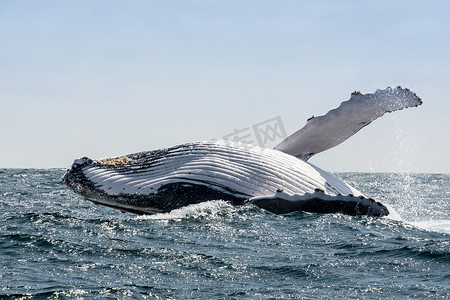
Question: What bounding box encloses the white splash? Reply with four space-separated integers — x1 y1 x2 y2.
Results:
135 200 232 221
408 220 450 235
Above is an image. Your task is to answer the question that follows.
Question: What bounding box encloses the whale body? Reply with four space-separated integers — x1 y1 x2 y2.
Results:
63 87 422 217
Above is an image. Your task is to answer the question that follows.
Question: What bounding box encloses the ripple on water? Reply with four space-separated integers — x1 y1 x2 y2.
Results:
0 170 448 299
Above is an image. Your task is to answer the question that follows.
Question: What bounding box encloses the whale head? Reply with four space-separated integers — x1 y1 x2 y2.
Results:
63 157 96 197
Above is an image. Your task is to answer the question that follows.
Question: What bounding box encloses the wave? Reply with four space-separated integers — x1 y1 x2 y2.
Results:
135 200 234 221
408 219 450 235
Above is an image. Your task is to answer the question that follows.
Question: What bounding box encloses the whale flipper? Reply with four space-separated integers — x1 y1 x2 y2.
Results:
274 87 422 161
251 190 389 216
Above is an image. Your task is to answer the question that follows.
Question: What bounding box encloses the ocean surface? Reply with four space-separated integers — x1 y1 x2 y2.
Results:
0 169 448 299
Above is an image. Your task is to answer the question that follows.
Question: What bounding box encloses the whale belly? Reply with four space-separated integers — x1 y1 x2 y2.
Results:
63 141 388 216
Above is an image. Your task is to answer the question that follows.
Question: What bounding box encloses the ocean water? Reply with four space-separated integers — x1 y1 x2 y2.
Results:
0 169 448 299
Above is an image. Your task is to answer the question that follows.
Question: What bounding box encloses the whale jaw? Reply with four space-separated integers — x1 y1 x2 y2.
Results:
62 155 249 215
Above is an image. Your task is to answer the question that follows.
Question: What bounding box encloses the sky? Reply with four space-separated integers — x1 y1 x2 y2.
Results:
1 0 449 173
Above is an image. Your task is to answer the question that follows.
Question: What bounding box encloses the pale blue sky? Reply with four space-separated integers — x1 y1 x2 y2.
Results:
1 0 449 173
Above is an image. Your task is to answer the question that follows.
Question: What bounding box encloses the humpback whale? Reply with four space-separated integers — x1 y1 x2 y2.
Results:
63 87 422 217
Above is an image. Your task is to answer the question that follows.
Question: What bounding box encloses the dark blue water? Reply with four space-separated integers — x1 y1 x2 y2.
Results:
1 169 448 299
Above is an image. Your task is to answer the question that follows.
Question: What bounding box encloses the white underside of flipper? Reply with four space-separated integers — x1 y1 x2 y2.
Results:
274 87 422 161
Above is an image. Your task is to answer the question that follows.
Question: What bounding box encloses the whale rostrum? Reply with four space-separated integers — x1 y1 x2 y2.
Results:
63 87 422 217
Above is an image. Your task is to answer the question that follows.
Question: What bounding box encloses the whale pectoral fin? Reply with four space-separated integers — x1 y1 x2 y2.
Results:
250 191 390 216
274 86 422 161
